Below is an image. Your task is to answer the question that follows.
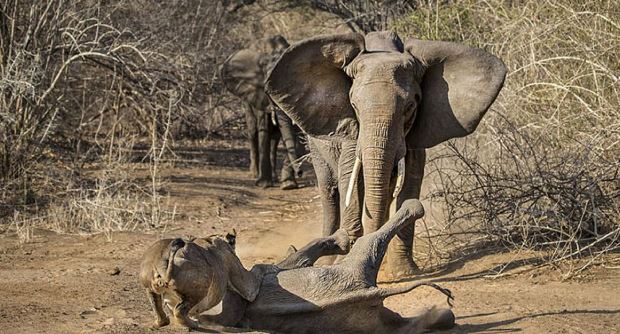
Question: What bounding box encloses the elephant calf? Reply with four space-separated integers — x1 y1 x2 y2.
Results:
200 199 455 334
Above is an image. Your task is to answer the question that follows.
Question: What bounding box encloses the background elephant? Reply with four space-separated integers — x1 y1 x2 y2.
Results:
266 31 506 278
221 36 303 189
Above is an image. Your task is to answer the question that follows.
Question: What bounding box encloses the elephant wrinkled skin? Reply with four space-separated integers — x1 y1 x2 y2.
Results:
200 199 455 334
265 31 506 278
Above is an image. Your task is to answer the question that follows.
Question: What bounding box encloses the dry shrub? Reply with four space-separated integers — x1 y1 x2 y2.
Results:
1 0 184 178
3 134 177 241
45 172 176 241
397 0 620 274
0 0 182 237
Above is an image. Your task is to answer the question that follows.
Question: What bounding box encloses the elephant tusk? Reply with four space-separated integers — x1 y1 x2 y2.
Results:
393 157 405 199
345 157 361 208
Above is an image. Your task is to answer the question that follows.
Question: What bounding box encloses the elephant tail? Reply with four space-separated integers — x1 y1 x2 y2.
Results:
377 281 453 306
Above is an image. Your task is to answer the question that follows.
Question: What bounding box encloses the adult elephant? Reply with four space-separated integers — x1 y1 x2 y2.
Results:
266 31 506 278
221 36 302 189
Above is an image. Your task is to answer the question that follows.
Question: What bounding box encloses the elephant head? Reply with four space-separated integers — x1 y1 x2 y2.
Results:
220 35 290 108
220 48 269 110
266 31 506 231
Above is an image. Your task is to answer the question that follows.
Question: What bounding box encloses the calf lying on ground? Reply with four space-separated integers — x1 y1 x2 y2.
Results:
141 199 454 333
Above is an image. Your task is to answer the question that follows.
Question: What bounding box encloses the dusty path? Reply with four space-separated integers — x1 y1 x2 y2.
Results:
1 141 619 333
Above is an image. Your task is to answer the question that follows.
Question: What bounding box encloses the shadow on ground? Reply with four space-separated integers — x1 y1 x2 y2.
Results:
457 309 620 333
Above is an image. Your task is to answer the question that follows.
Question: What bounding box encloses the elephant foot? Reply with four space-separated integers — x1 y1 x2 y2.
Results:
280 180 298 190
423 307 456 330
381 254 420 282
255 179 273 188
332 228 351 253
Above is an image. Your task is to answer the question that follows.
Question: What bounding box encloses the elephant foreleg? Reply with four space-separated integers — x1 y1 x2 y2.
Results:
309 141 340 237
384 148 426 279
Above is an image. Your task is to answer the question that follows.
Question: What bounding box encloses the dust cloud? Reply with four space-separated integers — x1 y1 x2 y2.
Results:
235 214 322 264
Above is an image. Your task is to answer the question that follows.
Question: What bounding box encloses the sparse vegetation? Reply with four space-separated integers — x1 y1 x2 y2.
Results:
400 0 620 275
1 0 618 275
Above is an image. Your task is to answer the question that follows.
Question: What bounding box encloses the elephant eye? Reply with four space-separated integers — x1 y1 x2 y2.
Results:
405 100 417 113
351 101 359 113
404 103 417 133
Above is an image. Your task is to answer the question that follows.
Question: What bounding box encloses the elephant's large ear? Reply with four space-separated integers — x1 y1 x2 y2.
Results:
220 49 269 110
405 39 506 148
266 33 365 140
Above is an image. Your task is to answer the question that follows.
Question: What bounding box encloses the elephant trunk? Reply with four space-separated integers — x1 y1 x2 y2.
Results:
360 120 399 233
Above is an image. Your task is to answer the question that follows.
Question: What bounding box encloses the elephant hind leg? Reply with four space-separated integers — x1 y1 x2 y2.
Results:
276 228 350 269
280 153 298 190
340 199 424 285
402 307 455 333
270 128 280 182
256 109 273 188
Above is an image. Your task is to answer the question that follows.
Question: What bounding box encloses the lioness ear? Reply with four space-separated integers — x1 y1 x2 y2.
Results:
225 229 237 249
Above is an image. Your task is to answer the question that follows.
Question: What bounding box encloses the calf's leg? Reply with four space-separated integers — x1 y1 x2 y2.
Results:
340 199 424 285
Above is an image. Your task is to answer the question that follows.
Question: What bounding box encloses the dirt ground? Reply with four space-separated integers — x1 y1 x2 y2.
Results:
1 141 619 334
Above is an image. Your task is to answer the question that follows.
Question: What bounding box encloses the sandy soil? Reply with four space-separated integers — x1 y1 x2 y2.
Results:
1 141 619 333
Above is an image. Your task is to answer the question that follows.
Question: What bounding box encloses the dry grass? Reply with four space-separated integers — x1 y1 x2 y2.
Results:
396 0 620 275
0 0 187 239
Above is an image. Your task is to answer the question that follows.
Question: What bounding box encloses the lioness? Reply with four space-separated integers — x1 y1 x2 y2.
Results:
139 231 260 329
